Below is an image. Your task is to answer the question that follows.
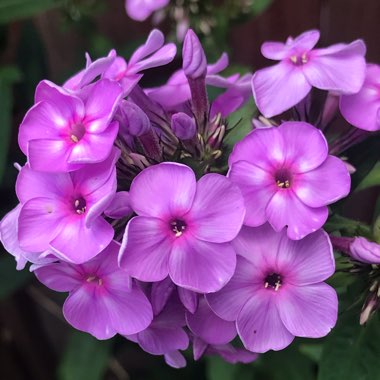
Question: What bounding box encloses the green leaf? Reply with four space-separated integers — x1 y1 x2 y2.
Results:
318 313 380 380
224 99 256 149
254 343 316 380
0 254 32 299
324 214 372 238
0 66 21 184
0 0 63 24
356 161 380 191
58 331 112 380
206 356 253 380
251 0 273 14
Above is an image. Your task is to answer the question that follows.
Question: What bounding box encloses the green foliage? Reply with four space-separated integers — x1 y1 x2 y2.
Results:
251 0 273 14
207 356 253 380
356 161 380 191
318 313 380 380
0 0 63 24
0 66 21 184
58 331 112 380
0 254 32 299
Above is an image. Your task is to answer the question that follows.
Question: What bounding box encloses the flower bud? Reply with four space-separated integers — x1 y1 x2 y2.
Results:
350 237 380 264
183 29 207 80
116 100 151 137
171 112 196 140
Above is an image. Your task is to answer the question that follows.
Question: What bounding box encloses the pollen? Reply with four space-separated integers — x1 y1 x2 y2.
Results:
290 55 297 64
170 219 187 237
301 53 308 64
276 179 290 188
70 134 79 143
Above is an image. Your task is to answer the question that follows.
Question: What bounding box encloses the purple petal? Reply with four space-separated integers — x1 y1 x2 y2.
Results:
70 148 119 198
169 237 236 293
28 139 79 172
129 163 196 218
229 126 285 171
151 277 176 315
63 285 116 339
18 197 67 252
50 217 114 264
211 345 259 364
252 62 312 118
288 30 320 51
206 255 263 321
193 337 208 360
64 50 116 91
68 121 119 164
18 101 70 155
125 0 169 21
277 283 337 338
130 43 177 74
119 216 171 282
276 229 335 285
34 262 82 291
266 189 328 240
178 287 198 314
207 52 229 74
104 191 133 219
228 161 276 227
293 155 351 208
340 64 380 131
187 174 245 243
0 205 30 270
304 40 366 93
16 165 73 204
237 290 294 353
34 80 85 117
261 41 289 60
164 351 187 368
102 282 153 335
129 29 164 65
84 79 122 133
186 297 237 345
137 325 189 355
279 121 328 173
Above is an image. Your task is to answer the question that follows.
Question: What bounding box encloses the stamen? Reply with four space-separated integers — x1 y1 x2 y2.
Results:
86 275 103 286
301 53 308 64
74 197 87 215
70 134 79 143
264 273 282 291
290 55 297 64
170 219 187 237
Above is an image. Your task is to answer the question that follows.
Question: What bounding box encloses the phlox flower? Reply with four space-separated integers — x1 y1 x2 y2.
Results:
34 241 153 339
16 150 119 264
229 121 351 240
252 29 366 117
119 162 245 293
125 0 169 22
126 293 189 369
207 224 338 353
64 30 176 96
18 79 122 172
340 64 380 131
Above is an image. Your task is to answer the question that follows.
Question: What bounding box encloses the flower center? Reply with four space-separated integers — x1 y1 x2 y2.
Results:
170 219 187 237
264 272 282 291
290 52 308 66
275 168 292 189
70 123 86 143
86 275 103 286
74 197 87 215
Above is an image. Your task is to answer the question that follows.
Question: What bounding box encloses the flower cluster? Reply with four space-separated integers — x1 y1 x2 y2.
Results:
1 28 379 368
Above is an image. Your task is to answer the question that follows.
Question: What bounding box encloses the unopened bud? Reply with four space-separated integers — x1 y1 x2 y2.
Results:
171 112 196 140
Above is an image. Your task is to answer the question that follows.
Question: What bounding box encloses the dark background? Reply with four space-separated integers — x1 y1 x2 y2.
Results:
0 0 379 379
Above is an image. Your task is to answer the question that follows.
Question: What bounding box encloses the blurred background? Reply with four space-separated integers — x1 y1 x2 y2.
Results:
0 0 379 379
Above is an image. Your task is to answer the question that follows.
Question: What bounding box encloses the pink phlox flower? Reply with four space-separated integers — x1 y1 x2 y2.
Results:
252 29 366 117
